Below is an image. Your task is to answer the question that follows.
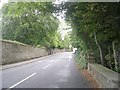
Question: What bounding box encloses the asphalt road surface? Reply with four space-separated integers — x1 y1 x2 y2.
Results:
1 52 91 89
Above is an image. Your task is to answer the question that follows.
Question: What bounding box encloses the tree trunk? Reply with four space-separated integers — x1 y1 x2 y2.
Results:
108 47 112 69
118 48 120 68
112 41 118 71
94 32 104 65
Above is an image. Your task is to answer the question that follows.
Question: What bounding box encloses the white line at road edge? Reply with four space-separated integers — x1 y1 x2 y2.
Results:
9 73 36 89
42 64 51 69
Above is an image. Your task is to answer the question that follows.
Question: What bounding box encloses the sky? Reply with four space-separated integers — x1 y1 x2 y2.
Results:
0 0 9 9
58 19 72 40
53 0 72 40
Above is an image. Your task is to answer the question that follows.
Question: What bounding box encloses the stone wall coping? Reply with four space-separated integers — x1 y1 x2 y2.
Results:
1 39 29 46
0 39 46 49
89 63 119 82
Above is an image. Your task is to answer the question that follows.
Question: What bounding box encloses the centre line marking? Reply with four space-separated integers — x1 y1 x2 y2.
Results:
42 64 51 69
9 73 36 89
68 56 72 59
54 60 58 62
68 58 71 65
38 61 43 63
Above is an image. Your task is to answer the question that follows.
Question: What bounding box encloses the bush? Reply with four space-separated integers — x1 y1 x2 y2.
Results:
75 48 88 69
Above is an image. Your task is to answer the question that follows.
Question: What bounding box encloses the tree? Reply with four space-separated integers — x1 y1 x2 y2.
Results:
2 2 62 49
61 2 120 72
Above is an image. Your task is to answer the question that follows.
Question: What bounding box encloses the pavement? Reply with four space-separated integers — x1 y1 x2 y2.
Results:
1 52 91 89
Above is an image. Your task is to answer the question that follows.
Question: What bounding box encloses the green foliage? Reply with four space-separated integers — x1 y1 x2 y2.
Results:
2 2 63 48
62 2 120 72
75 48 88 69
63 32 71 49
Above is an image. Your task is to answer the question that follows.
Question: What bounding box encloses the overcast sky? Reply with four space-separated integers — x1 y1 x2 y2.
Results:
0 0 9 9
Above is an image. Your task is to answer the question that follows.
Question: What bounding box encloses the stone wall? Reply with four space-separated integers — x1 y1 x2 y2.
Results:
88 63 119 88
53 48 65 53
2 40 64 65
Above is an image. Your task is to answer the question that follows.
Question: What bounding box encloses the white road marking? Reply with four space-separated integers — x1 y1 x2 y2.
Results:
69 58 71 62
9 73 36 88
68 56 72 64
42 64 51 69
68 58 71 65
50 60 54 62
54 60 58 62
38 61 43 63
68 56 72 59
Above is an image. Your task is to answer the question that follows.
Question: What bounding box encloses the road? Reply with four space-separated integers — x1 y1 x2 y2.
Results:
1 52 91 89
